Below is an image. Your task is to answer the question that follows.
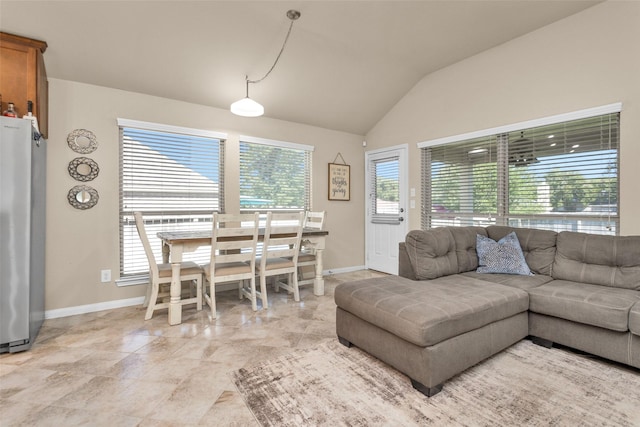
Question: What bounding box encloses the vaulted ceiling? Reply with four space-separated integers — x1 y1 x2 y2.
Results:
0 1 599 135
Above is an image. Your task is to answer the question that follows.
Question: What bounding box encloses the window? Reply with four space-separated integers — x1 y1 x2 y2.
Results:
239 136 313 213
369 156 402 224
420 106 620 235
118 119 226 278
372 157 400 215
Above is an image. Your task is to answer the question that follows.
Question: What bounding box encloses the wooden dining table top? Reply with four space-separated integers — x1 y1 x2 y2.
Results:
157 228 328 244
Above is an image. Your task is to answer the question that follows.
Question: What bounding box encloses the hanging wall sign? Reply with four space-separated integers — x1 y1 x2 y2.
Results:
328 153 350 201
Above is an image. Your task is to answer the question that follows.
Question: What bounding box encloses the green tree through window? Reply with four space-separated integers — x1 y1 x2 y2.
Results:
239 141 311 211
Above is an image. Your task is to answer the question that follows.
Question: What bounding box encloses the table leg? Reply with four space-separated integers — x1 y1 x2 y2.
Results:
313 248 325 296
168 263 182 325
168 245 184 325
162 242 170 263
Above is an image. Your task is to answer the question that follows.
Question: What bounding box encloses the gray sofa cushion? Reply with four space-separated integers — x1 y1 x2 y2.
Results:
630 303 640 336
398 242 417 280
553 231 640 290
405 228 458 280
334 274 529 347
449 226 488 273
461 271 553 290
528 280 640 332
486 226 557 275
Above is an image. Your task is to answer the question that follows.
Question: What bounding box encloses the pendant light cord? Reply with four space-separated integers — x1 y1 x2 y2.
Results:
248 11 299 85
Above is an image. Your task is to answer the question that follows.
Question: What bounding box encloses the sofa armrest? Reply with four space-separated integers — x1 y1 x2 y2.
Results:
399 242 418 280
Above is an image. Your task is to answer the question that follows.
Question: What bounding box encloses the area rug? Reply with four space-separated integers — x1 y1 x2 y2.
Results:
231 339 640 426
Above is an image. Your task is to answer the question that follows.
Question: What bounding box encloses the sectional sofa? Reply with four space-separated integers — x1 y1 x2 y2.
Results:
334 225 640 397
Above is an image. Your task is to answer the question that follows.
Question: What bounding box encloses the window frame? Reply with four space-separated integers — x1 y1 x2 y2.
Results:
418 103 621 235
238 135 313 214
117 118 226 284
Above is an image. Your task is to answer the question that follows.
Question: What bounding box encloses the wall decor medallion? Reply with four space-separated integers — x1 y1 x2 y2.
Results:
68 157 99 182
67 129 98 154
67 185 99 210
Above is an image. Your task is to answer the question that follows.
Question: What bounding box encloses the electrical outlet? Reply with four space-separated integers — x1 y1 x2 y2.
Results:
101 269 111 283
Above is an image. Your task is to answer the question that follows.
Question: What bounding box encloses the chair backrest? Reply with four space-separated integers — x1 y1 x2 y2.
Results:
304 211 326 230
261 212 305 266
209 213 260 273
134 212 159 278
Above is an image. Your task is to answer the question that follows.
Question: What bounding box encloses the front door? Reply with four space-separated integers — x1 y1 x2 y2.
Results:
365 145 408 274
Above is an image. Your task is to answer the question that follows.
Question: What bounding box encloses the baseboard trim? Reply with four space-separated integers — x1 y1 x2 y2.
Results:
45 266 366 319
44 296 146 319
325 265 366 275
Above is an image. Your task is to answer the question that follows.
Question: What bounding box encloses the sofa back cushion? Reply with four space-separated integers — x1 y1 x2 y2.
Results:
405 228 458 279
553 231 640 290
487 226 557 275
449 226 488 273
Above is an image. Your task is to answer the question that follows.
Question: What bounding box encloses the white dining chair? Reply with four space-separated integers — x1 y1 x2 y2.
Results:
133 212 203 321
256 211 305 309
297 211 326 288
202 213 260 315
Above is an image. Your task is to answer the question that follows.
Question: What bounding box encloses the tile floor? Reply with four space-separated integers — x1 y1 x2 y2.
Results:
0 270 386 426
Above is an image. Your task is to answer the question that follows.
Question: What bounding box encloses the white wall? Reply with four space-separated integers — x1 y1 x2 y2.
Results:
366 1 640 235
46 79 365 311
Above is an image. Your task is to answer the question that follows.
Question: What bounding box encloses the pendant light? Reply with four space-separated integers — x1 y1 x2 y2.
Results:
230 78 265 117
230 9 301 117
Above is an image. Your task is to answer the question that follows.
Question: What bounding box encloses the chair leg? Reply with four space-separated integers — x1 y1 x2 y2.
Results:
250 276 259 311
292 271 300 302
142 280 153 308
196 276 203 312
238 281 244 300
259 274 269 310
145 280 159 320
208 280 217 319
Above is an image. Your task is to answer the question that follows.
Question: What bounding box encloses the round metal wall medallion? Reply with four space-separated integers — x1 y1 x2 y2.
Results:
67 129 98 154
68 157 99 182
67 185 99 210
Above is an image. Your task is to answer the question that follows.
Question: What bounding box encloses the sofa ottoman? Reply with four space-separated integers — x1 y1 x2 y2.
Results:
335 274 529 396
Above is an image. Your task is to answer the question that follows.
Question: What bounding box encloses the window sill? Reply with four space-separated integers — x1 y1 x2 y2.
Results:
116 274 149 287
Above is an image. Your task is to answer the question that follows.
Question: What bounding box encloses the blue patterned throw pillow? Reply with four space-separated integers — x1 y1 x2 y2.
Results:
476 232 533 276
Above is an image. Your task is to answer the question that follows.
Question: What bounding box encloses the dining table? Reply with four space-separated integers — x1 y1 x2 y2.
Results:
157 228 329 325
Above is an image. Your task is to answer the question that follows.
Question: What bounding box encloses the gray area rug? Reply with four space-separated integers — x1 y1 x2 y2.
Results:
231 339 640 426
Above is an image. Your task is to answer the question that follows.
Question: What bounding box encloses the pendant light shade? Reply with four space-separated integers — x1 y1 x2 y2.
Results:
230 96 264 117
230 9 301 118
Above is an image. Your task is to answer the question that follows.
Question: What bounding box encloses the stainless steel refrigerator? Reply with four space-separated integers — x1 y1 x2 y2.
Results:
0 116 46 353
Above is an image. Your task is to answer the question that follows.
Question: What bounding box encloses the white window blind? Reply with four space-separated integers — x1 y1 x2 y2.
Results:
370 156 401 224
423 135 498 228
421 112 620 235
239 138 312 213
119 124 225 276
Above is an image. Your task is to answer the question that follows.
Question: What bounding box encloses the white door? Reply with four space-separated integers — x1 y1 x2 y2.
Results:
365 145 408 274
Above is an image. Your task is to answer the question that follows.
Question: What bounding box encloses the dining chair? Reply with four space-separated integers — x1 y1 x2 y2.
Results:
203 212 260 315
297 211 326 288
256 211 305 309
133 212 203 321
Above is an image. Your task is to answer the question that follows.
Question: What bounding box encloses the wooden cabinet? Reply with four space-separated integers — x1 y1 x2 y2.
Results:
0 32 48 138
